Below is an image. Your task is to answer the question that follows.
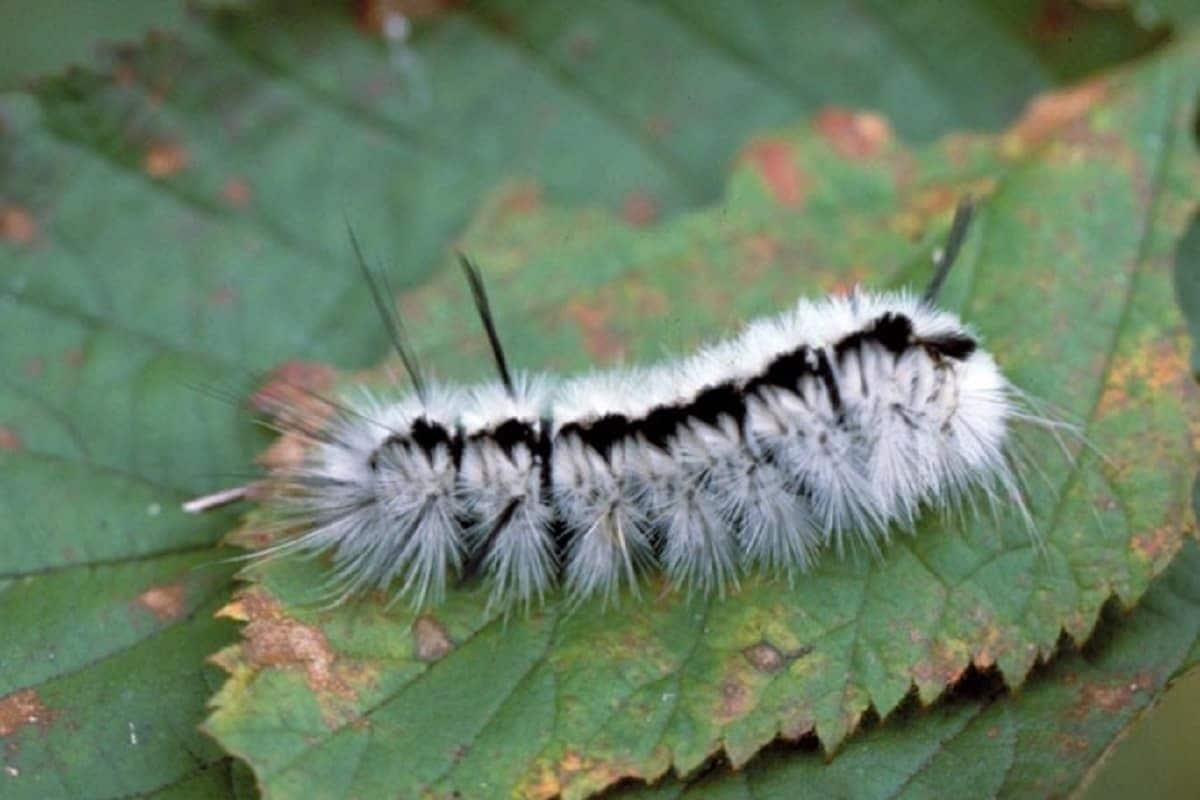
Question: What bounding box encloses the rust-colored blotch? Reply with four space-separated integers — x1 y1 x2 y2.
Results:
745 138 807 206
0 427 22 452
221 177 252 208
143 141 190 178
0 206 37 246
621 190 659 227
814 108 892 160
0 689 52 737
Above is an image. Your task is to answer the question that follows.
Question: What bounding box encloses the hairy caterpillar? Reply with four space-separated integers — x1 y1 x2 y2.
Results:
188 199 1050 611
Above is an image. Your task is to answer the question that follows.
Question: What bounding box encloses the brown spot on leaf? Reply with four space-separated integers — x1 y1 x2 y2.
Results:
1057 733 1090 755
744 139 807 206
0 427 21 452
720 679 750 719
63 348 85 368
1096 336 1189 416
221 514 277 550
1144 339 1189 394
814 108 892 159
143 141 190 178
968 621 1012 673
522 748 654 800
780 711 816 741
563 298 624 361
250 361 337 418
498 183 542 216
742 642 785 673
134 582 187 621
221 177 252 208
1033 0 1081 38
22 358 42 378
1069 672 1153 719
256 434 312 473
1008 79 1108 150
1131 526 1176 565
912 185 965 218
891 177 998 242
0 206 37 246
913 639 969 692
0 690 52 737
560 751 584 772
412 615 455 662
234 590 356 701
523 765 562 800
621 190 659 227
742 640 811 673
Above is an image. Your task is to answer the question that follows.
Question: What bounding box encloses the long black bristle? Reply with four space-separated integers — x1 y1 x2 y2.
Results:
458 253 515 397
346 223 429 404
922 196 976 305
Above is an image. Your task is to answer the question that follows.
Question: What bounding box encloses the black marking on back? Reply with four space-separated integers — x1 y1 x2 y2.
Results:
748 345 815 392
690 382 746 428
537 416 554 491
557 312 961 455
813 349 844 417
868 312 914 355
479 418 537 458
919 333 977 361
410 417 453 454
638 404 686 451
369 417 459 471
834 313 915 363
560 414 632 459
458 311 973 510
451 424 465 470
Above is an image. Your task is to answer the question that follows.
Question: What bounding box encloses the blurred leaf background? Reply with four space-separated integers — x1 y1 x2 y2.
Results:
0 1 1197 798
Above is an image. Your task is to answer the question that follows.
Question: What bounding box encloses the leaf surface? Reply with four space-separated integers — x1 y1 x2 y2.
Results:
611 541 1200 800
205 33 1200 800
0 2 1191 798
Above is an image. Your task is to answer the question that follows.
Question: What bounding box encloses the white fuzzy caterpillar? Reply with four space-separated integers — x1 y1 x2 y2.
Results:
191 200 1044 611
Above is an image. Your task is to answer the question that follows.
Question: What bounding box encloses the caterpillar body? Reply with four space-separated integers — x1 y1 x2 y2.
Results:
190 200 1038 611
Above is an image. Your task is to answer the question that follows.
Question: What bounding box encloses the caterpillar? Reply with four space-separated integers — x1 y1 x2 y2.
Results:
187 198 1049 611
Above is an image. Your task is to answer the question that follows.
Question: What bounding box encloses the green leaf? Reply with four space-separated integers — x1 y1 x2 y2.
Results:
609 540 1200 800
0 2 1191 798
203 30 1200 800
